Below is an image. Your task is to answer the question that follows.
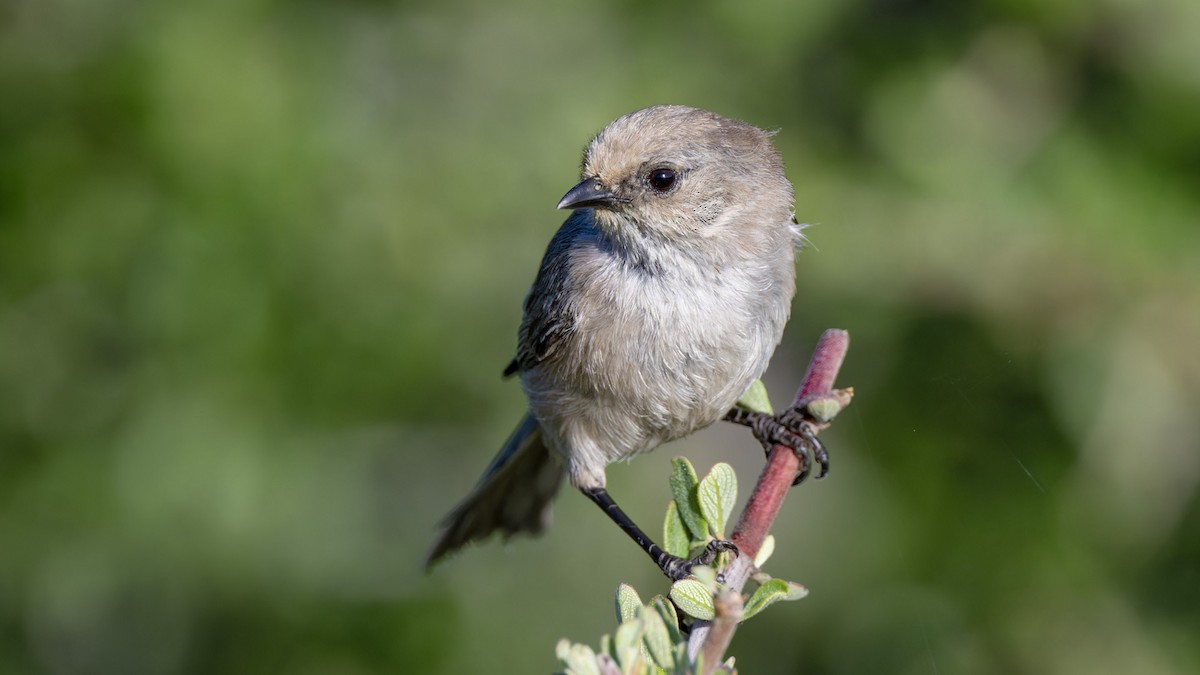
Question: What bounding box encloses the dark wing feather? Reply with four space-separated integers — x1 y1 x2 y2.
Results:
503 212 594 378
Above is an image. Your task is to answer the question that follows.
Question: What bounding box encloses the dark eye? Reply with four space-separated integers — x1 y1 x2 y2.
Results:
647 168 677 193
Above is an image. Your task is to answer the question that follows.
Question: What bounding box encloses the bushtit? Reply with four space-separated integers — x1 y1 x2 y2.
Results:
427 105 821 579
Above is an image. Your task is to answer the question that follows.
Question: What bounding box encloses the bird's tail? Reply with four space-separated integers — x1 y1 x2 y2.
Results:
425 411 565 568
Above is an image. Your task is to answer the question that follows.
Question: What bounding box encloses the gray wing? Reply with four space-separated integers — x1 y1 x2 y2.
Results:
503 211 596 378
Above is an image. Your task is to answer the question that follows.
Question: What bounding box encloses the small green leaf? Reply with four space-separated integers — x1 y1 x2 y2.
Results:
783 580 809 601
663 501 691 558
674 644 690 675
640 601 675 670
612 619 643 670
600 634 614 663
753 535 776 567
649 595 682 644
697 463 737 538
669 458 708 541
561 642 602 675
689 565 717 589
806 395 844 422
736 379 774 415
615 584 642 624
669 578 715 621
742 578 808 621
743 580 786 621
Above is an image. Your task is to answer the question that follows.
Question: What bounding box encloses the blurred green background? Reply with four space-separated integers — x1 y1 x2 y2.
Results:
2 0 1199 673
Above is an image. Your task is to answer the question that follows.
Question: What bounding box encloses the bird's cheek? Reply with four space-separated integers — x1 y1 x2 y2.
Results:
592 209 630 235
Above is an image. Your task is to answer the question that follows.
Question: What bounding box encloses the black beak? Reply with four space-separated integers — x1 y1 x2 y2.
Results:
557 177 619 210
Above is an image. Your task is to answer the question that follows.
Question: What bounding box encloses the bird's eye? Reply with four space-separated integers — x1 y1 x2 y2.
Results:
647 168 677 193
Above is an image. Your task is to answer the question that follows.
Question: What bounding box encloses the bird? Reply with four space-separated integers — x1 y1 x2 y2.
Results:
426 105 817 579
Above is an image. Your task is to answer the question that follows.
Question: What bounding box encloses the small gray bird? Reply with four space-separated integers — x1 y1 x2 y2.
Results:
427 105 819 579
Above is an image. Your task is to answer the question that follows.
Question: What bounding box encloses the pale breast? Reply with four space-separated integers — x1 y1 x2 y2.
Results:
564 242 786 439
518 226 795 488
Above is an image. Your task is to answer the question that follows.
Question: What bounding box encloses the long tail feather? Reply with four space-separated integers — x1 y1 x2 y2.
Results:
425 411 565 568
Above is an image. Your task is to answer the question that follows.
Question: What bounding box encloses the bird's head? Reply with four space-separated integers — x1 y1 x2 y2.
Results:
557 105 794 249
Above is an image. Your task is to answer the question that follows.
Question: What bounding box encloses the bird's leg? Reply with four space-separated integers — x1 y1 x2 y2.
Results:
581 486 737 580
723 407 829 485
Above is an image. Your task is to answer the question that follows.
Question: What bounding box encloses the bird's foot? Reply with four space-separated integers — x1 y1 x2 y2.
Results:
776 407 829 485
659 539 739 581
724 407 829 485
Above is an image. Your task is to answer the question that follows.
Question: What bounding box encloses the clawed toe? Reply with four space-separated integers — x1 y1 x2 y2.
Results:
698 539 738 561
660 539 740 581
724 405 833 486
767 410 830 485
783 419 829 485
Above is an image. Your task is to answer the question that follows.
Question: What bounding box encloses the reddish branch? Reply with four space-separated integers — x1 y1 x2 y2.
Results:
690 329 851 671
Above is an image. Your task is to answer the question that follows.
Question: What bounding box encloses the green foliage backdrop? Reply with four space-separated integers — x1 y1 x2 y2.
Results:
2 0 1198 673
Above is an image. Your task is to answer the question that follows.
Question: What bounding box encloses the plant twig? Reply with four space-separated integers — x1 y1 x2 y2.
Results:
689 329 851 667
697 591 744 675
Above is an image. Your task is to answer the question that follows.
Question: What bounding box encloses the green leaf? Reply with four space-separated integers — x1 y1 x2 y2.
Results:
690 565 717 589
559 641 602 675
735 379 774 415
613 619 643 670
742 579 787 621
669 578 715 621
648 595 682 645
663 501 691 558
669 458 708 541
741 578 808 621
674 644 690 675
640 601 675 671
783 580 810 601
697 463 737 538
615 584 642 624
805 394 844 422
753 534 776 567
